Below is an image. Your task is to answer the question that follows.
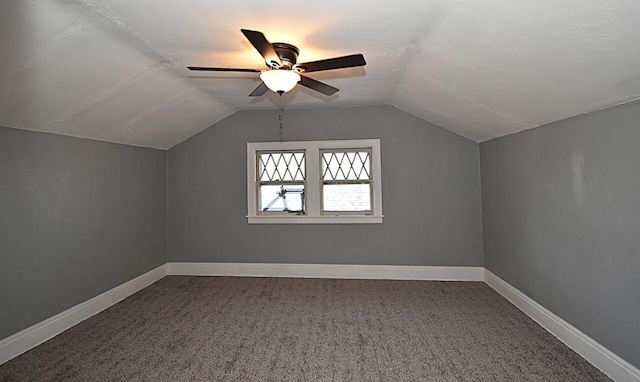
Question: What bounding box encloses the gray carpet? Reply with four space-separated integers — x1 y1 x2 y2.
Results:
0 276 610 381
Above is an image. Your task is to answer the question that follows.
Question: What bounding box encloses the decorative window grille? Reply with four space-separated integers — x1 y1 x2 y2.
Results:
320 149 372 214
256 151 306 214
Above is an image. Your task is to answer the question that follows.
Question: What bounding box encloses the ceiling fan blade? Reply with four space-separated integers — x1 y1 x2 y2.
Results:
249 82 268 97
187 67 261 73
241 29 282 68
298 75 339 96
296 54 366 73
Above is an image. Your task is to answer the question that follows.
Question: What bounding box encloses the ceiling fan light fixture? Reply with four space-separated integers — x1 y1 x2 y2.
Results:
260 69 301 94
187 29 365 97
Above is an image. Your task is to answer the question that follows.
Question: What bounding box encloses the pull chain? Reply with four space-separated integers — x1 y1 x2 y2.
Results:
278 93 284 131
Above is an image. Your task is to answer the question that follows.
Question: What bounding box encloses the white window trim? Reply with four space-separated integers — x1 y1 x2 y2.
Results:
247 139 383 224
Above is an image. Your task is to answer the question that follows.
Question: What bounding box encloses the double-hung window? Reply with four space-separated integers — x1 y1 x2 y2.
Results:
256 151 306 215
247 139 383 224
320 149 373 215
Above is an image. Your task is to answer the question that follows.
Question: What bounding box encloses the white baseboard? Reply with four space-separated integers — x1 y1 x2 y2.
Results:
0 264 167 366
167 262 485 281
484 269 640 382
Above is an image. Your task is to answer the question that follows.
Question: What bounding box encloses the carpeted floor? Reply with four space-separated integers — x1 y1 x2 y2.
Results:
0 276 610 381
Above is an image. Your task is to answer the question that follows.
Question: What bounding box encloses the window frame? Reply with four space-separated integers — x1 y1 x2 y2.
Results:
247 139 383 224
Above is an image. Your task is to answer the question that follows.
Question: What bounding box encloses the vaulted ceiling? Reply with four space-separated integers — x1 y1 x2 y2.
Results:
1 1 639 149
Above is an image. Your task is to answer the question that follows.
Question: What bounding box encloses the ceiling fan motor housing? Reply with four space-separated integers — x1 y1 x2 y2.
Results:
271 43 299 69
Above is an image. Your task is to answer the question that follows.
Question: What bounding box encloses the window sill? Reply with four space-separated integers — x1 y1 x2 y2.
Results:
247 215 384 224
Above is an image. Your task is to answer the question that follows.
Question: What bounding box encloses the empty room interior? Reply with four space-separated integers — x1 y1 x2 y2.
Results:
1 1 639 381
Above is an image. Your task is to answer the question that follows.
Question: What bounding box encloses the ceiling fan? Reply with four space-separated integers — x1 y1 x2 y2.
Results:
188 29 366 96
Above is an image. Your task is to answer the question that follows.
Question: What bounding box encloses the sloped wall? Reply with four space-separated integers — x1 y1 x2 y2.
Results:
0 127 167 340
481 101 640 368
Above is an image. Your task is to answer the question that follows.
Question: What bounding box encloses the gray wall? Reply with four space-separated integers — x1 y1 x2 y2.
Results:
168 105 483 266
480 101 640 368
0 127 167 340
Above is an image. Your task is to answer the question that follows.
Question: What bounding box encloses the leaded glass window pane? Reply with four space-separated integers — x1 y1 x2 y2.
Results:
258 151 305 181
321 151 371 181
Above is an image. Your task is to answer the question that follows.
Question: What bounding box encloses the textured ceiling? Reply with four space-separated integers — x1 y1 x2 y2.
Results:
1 0 639 149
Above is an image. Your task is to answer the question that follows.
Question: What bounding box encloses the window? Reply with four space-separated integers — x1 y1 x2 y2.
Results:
257 151 306 214
247 139 383 224
321 149 372 214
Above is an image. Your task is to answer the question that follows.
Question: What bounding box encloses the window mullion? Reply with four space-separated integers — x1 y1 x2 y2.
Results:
306 148 321 217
